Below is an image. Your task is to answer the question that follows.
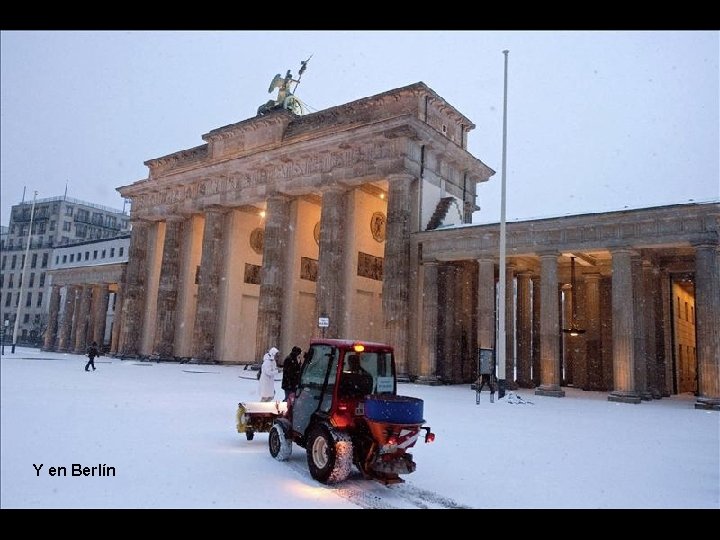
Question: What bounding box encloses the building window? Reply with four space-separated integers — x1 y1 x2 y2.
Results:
11 255 17 270
29 273 35 288
7 274 13 288
85 251 89 261
15 292 20 307
23 314 30 323
50 221 56 231
63 221 72 232
685 301 689 322
110 248 115 257
41 253 48 268
76 224 87 238
25 292 32 307
62 255 67 264
39 273 45 287
0 275 3 288
31 253 37 268
70 254 75 263
65 206 74 216
119 247 124 257
18 273 22 288
55 256 59 265
36 292 43 307
61 237 69 245
4 292 11 307
77 252 81 261
102 249 106 258
93 250 98 259
1 256 5 270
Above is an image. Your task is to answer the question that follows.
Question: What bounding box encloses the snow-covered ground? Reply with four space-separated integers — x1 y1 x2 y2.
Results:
1 347 717 509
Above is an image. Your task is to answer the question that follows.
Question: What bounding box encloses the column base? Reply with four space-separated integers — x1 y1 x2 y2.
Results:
695 397 720 411
640 392 654 401
395 373 411 383
608 391 641 404
414 375 442 386
650 390 663 400
535 385 565 397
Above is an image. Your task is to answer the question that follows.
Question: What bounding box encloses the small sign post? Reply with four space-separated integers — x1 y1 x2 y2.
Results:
318 316 329 338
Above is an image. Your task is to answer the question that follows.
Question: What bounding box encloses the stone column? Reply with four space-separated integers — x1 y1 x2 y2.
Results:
118 220 150 357
477 257 496 380
43 285 61 351
536 252 564 397
608 248 641 403
192 207 228 362
631 256 652 400
657 269 671 396
57 286 77 352
153 217 184 360
531 275 541 386
561 283 574 386
256 196 292 361
315 187 349 340
600 276 614 390
91 284 109 347
584 273 603 390
73 285 93 352
571 276 588 389
694 243 720 410
417 261 440 384
382 174 413 377
437 263 457 381
516 272 532 387
109 284 123 355
642 261 661 399
68 286 82 351
503 263 517 388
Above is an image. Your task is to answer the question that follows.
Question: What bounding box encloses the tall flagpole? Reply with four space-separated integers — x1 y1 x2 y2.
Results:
497 50 510 399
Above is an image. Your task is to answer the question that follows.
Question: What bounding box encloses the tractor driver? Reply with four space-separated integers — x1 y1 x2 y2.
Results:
341 354 374 397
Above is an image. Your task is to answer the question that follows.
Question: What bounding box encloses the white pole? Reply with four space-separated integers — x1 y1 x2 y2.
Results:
497 50 509 398
12 191 38 353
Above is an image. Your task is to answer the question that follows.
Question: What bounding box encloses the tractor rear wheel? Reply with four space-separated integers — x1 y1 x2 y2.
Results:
269 423 293 461
306 424 353 484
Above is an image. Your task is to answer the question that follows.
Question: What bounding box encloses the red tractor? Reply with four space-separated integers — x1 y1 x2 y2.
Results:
263 338 435 484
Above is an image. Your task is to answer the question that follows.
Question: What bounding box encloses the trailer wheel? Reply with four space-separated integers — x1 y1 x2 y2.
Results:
245 430 255 441
306 424 353 484
269 424 293 461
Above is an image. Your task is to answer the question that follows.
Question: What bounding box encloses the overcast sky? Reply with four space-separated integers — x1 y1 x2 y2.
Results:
1 31 718 226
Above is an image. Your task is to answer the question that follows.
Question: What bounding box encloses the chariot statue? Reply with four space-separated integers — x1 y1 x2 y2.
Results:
257 57 311 116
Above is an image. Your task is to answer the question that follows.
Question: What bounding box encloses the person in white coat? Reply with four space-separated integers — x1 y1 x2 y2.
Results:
259 347 279 402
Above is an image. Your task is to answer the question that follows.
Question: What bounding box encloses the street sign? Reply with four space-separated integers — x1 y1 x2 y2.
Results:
318 317 329 328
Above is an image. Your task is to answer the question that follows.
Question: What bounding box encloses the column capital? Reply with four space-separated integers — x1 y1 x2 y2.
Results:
692 241 720 251
386 173 415 184
164 214 187 223
477 256 495 264
609 246 639 257
423 259 440 267
583 272 602 282
537 250 559 260
202 204 230 215
265 192 292 203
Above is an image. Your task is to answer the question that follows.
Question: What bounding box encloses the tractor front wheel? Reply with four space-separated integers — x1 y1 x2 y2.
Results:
306 424 353 484
269 424 293 461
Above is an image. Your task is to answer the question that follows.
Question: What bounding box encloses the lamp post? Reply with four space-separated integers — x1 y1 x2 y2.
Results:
497 50 510 399
11 190 38 354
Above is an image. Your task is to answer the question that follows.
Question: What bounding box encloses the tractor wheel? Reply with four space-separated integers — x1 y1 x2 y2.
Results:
306 424 353 484
268 424 293 461
245 430 255 441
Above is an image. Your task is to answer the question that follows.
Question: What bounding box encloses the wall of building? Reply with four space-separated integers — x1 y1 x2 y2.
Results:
672 282 697 394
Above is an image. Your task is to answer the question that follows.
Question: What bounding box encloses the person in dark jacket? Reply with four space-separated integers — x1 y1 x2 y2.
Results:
281 346 303 401
85 342 100 372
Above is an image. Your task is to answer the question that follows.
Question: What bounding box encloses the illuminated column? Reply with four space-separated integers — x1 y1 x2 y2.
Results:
382 174 413 377
476 257 496 357
153 217 184 360
561 283 575 386
531 274 541 386
73 285 93 352
516 271 532 387
535 252 564 397
694 243 720 410
43 285 61 351
57 286 77 352
118 220 151 356
642 261 661 399
583 273 603 390
256 195 292 362
315 187 349 340
608 248 641 404
109 282 124 355
91 284 109 347
504 263 517 388
192 207 228 362
417 260 440 384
